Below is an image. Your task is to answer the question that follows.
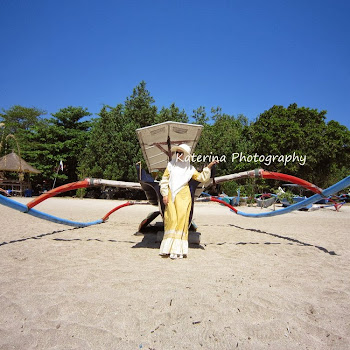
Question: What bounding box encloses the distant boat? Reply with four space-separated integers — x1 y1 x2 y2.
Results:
315 197 329 204
281 196 312 210
255 196 276 208
217 189 241 206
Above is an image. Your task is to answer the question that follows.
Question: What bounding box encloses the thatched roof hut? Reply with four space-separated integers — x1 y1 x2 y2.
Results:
0 152 40 174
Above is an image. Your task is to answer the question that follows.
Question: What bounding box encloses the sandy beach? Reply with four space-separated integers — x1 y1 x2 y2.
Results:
0 197 349 349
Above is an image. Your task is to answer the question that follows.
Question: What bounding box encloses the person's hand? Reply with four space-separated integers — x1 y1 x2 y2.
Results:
208 160 219 169
163 195 169 205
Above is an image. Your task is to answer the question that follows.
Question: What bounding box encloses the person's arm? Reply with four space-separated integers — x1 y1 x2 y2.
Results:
192 160 218 182
160 167 170 205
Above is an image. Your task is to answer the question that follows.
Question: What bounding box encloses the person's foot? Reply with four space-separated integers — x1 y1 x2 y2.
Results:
178 254 183 259
170 253 177 259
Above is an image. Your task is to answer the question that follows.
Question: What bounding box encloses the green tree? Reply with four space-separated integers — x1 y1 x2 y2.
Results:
78 104 125 180
155 103 188 124
321 120 350 186
0 105 45 156
23 106 92 187
191 106 209 125
192 107 251 195
79 81 158 182
124 80 157 128
249 103 350 187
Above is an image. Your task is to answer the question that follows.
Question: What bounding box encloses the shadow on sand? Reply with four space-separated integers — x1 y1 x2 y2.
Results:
0 223 336 256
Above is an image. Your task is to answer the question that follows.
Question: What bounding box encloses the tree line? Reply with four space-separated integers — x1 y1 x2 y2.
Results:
1 81 349 197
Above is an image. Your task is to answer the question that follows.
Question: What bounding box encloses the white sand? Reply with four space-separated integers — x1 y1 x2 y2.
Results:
1 197 349 349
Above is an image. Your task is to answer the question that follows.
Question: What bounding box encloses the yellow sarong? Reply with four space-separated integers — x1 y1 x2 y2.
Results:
159 167 211 256
159 186 192 256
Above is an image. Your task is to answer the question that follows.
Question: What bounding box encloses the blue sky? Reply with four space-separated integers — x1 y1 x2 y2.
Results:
1 0 349 129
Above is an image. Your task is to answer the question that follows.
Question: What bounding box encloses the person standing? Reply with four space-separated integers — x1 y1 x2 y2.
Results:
159 144 218 259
